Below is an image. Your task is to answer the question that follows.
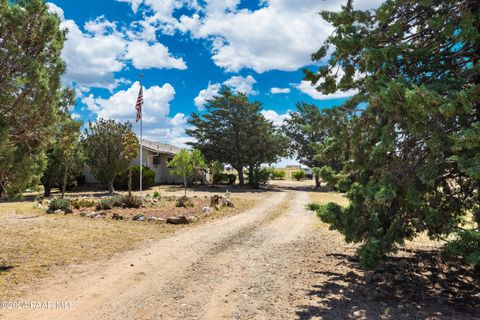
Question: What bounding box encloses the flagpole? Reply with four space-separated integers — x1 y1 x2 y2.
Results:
139 74 143 194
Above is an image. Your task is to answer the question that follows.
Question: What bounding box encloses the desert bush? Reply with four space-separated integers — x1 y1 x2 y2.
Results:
213 173 236 185
176 196 194 208
270 168 286 180
114 166 155 190
71 198 96 209
306 202 322 211
96 198 114 210
153 191 161 199
48 198 71 213
123 194 142 208
292 170 306 181
253 168 270 185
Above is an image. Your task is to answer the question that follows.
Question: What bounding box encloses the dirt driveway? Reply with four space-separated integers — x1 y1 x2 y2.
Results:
1 186 478 320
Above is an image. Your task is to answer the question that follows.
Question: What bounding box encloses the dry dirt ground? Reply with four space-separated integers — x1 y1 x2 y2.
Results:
1 182 479 319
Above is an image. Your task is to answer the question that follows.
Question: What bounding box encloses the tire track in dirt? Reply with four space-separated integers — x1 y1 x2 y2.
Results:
1 190 291 320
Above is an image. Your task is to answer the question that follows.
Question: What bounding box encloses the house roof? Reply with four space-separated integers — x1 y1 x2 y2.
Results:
141 139 182 155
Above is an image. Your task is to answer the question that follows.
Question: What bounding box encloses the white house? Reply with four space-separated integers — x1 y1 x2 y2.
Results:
84 139 183 185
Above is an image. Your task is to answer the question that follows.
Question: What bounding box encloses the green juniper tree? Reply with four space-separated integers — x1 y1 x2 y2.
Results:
0 0 72 197
283 103 351 188
187 87 287 187
307 0 480 268
83 120 134 194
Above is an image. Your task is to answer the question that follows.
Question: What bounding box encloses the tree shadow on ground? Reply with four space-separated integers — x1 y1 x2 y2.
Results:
297 251 480 320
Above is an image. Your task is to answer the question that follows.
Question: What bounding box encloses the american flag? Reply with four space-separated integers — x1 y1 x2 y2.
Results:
135 86 143 122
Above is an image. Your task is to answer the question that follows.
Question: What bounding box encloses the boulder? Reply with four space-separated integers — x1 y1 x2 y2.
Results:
112 213 124 220
86 212 98 218
166 215 190 225
132 214 145 221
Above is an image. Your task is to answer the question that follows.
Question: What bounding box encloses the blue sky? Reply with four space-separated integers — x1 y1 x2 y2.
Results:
47 0 381 165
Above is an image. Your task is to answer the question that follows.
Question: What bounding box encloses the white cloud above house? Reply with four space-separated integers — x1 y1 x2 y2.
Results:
125 0 384 73
125 41 187 70
81 81 192 147
47 2 188 91
194 75 257 110
270 87 291 94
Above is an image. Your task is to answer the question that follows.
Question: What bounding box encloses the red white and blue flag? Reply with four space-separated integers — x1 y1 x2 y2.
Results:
135 86 143 122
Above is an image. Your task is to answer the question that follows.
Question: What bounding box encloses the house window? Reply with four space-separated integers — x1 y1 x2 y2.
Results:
153 155 161 165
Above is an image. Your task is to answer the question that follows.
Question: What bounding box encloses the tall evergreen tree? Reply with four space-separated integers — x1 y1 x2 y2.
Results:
0 0 72 197
83 119 134 194
307 0 480 268
283 103 351 188
187 87 286 187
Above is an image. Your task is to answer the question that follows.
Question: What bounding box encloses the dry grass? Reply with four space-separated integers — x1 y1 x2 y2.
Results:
309 191 349 207
0 195 256 300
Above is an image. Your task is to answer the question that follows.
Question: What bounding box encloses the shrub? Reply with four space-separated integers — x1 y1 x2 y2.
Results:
253 168 270 185
213 173 236 185
96 198 114 210
113 166 155 190
123 194 142 208
71 198 96 209
153 191 161 199
292 170 306 181
270 168 286 180
176 196 194 208
48 198 71 213
443 229 480 266
306 202 322 211
227 174 236 185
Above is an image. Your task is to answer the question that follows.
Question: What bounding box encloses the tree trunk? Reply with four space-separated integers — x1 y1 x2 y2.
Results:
108 179 115 194
183 171 187 197
61 166 68 198
128 167 132 196
43 182 51 197
248 165 255 187
236 166 244 186
315 173 320 188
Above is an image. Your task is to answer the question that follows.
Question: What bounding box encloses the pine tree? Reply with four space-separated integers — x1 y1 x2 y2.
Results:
306 0 480 268
0 0 72 197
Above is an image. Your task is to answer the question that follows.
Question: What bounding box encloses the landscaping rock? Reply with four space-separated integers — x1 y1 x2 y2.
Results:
187 216 198 223
112 213 124 220
53 209 63 214
132 214 145 221
166 215 190 225
64 208 73 214
79 211 87 217
86 212 98 218
147 216 166 223
202 207 212 215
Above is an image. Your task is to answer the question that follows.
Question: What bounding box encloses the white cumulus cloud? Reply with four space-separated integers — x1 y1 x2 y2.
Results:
261 110 290 127
82 81 191 147
194 75 257 110
127 0 383 73
296 81 358 100
270 87 291 94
